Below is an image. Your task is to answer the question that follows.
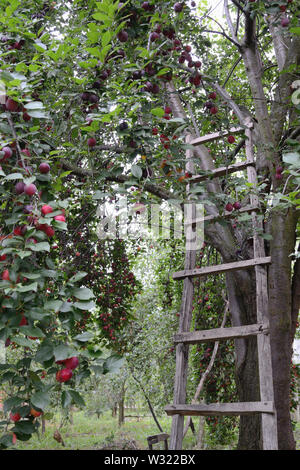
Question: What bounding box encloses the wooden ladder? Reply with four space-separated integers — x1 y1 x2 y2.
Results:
165 121 278 450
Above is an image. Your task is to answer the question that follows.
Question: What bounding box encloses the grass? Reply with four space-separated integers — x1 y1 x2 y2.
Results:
13 410 181 451
11 410 300 451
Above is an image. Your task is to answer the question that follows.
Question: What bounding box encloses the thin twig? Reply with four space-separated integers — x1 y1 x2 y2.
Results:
6 113 26 169
224 0 239 45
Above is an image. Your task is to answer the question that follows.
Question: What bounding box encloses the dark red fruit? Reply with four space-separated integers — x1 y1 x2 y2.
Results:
41 204 53 215
15 181 25 194
10 412 21 422
56 368 73 383
117 30 128 42
174 2 184 12
209 92 217 100
87 137 96 147
225 203 234 212
5 98 20 112
24 183 37 196
39 162 50 174
64 357 79 370
1 146 13 159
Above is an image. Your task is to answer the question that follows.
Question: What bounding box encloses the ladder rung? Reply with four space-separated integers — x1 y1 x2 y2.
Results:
165 401 275 417
174 323 269 345
184 204 260 226
190 127 244 146
173 257 271 280
190 161 254 183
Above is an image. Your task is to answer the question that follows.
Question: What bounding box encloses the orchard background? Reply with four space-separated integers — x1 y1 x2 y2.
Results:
0 0 299 451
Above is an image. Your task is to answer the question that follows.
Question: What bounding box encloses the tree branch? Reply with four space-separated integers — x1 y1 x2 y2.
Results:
204 14 240 48
224 0 240 46
6 113 26 168
230 0 247 15
61 158 173 201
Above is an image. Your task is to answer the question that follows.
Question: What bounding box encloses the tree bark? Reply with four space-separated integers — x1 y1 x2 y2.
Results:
118 399 125 427
268 208 298 450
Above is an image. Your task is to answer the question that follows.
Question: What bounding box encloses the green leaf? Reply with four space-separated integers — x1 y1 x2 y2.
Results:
92 12 110 21
156 68 172 77
283 152 300 167
74 331 94 342
102 31 112 47
27 110 48 119
31 391 50 411
86 47 102 59
103 355 125 374
3 397 23 413
19 326 45 338
53 344 77 362
131 164 143 179
11 336 34 348
68 390 85 407
35 343 54 363
72 287 95 300
151 107 165 117
24 101 44 110
30 242 50 252
13 421 36 435
16 282 38 293
74 300 95 310
68 272 88 284
290 27 300 35
4 173 23 180
92 191 106 200
0 434 14 448
61 390 72 409
44 300 63 312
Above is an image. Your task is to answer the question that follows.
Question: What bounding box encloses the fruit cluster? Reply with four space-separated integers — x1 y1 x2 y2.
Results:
56 356 79 383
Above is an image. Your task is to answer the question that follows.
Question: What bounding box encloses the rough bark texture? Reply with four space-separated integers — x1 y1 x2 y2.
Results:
225 270 261 449
268 209 298 450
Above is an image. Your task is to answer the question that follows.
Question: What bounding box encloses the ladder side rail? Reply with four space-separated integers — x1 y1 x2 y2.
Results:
169 135 197 450
245 121 278 450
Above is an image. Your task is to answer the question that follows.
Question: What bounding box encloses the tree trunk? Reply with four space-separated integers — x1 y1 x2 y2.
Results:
118 383 125 427
41 416 46 434
118 399 124 426
195 416 205 450
268 209 298 450
69 407 74 425
225 270 262 449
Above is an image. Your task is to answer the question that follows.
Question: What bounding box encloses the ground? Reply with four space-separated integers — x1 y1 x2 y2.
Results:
10 410 300 451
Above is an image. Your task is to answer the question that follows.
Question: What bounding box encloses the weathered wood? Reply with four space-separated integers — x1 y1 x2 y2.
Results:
184 204 260 226
190 127 244 146
174 323 269 345
173 257 272 280
165 401 275 417
147 433 170 445
190 161 254 183
245 123 278 450
169 135 196 451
